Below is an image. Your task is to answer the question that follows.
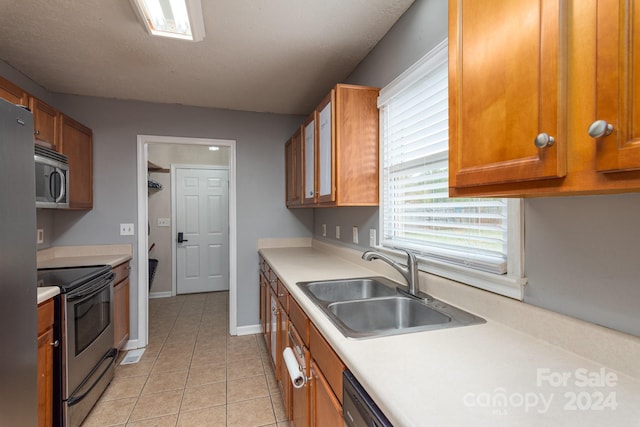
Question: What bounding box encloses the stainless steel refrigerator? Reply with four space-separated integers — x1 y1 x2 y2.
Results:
0 98 38 425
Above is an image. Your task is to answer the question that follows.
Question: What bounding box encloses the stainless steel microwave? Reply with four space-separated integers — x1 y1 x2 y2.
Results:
34 145 69 208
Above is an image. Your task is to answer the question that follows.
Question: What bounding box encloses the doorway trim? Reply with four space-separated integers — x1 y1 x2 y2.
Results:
136 135 237 349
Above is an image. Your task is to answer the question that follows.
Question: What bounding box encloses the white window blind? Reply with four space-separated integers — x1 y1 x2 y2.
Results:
379 40 514 278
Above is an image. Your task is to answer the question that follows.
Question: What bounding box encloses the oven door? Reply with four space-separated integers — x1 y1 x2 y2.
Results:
63 273 115 397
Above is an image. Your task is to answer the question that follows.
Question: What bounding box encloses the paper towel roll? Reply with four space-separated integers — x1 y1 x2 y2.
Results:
283 347 305 388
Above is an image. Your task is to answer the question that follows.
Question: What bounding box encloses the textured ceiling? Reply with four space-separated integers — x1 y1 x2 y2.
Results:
0 0 414 114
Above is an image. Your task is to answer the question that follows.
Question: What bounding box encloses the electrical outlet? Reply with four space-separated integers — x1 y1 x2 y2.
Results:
335 225 341 239
120 223 135 236
369 229 377 246
157 218 171 227
36 229 44 244
322 224 326 237
352 226 359 244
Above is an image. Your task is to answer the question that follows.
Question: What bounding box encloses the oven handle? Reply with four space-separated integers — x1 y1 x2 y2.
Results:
66 273 115 302
67 348 117 407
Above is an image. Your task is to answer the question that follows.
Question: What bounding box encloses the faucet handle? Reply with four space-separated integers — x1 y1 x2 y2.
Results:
393 247 417 263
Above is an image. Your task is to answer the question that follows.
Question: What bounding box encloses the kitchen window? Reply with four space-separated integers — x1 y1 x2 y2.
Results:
377 39 526 300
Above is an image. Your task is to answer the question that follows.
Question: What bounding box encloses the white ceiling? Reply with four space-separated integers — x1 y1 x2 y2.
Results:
0 0 415 115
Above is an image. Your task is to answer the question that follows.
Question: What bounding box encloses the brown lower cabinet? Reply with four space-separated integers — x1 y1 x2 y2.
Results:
310 360 343 426
37 299 55 427
258 255 345 426
113 261 130 350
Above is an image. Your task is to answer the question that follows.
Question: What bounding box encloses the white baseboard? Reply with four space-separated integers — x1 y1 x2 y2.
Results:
149 291 173 299
122 339 140 351
235 324 262 336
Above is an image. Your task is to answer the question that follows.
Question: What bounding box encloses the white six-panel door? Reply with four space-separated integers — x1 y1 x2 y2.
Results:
176 167 229 294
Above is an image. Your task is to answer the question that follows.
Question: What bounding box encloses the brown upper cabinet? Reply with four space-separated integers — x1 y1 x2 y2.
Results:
293 84 380 207
592 0 640 173
0 76 28 106
58 114 93 209
30 97 58 149
302 112 318 205
285 126 303 207
449 0 640 197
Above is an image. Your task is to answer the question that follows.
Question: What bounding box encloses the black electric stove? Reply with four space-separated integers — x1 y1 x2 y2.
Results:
37 265 111 293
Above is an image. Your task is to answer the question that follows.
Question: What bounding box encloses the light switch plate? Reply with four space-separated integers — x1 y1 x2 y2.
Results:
352 226 359 244
120 223 135 236
322 224 326 237
36 229 44 244
336 225 341 239
157 218 171 227
369 229 377 246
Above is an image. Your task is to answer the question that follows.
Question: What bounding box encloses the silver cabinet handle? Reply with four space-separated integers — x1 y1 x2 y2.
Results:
534 133 555 148
34 130 41 136
50 340 59 347
588 120 614 138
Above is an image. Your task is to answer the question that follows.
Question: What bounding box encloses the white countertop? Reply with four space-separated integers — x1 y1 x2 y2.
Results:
259 244 640 426
37 254 131 269
37 286 60 305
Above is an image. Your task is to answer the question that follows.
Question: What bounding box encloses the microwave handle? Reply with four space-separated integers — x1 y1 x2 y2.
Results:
53 168 66 203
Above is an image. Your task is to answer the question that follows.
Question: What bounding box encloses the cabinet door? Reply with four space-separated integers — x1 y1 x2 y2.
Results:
269 289 280 374
113 278 130 350
277 312 291 420
259 271 268 337
592 0 640 172
285 138 295 206
37 300 54 427
302 112 317 204
289 325 310 427
285 127 303 207
30 98 57 149
0 76 28 106
449 0 567 189
37 328 54 427
58 114 93 209
310 360 343 427
317 91 336 203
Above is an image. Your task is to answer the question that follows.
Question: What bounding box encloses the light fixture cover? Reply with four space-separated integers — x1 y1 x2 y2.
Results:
130 0 205 41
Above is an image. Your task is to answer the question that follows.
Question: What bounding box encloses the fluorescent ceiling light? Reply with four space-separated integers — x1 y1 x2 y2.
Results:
130 0 205 41
208 146 220 151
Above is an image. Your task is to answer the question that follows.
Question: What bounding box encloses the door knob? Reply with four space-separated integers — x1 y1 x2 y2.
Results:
177 232 189 243
588 120 614 138
534 133 555 148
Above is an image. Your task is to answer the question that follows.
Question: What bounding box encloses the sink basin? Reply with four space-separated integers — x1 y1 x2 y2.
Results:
296 277 485 339
300 277 397 302
329 297 451 333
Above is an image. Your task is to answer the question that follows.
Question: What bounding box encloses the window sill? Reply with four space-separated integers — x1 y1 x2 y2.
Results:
374 246 527 300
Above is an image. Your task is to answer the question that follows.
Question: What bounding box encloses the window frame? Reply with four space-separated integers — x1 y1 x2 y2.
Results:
376 39 527 300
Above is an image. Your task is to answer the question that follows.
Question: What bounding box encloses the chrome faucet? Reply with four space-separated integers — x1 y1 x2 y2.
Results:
362 249 421 298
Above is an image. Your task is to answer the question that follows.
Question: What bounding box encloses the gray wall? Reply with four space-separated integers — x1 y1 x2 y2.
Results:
315 0 640 337
50 94 312 332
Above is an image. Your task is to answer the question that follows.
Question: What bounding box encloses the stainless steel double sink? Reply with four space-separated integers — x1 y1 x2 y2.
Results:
297 277 485 339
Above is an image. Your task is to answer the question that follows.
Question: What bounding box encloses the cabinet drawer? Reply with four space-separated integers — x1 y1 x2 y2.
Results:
289 297 309 347
310 323 345 404
37 299 54 336
113 261 130 284
277 279 289 313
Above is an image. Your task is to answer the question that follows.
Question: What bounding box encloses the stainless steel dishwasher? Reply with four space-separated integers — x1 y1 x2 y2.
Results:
343 370 393 427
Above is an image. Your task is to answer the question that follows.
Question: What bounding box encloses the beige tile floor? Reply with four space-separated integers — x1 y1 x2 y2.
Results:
82 291 289 427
